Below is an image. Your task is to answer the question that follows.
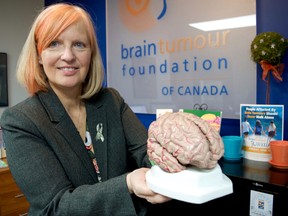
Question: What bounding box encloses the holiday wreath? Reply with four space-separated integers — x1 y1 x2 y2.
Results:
251 32 288 82
250 32 288 103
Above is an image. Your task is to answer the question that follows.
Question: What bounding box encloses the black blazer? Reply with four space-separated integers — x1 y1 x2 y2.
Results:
0 87 151 216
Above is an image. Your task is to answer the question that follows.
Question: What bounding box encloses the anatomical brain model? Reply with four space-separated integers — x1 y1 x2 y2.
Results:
147 112 224 173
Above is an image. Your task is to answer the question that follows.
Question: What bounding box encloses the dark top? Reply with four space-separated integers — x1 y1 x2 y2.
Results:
0 87 151 216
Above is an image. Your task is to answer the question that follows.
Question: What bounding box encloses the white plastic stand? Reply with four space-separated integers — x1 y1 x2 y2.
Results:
146 164 233 204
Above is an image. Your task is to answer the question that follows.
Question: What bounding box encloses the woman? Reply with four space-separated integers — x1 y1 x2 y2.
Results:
241 117 253 138
254 120 264 135
0 3 169 215
267 120 276 142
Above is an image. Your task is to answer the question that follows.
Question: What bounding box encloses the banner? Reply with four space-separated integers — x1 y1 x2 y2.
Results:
107 0 256 118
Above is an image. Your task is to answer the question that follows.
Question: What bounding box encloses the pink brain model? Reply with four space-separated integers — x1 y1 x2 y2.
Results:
147 112 224 173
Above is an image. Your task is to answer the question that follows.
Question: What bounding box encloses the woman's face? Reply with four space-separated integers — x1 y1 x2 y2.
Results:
39 22 91 93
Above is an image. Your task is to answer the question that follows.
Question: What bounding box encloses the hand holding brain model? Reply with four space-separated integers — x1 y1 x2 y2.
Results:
147 112 224 173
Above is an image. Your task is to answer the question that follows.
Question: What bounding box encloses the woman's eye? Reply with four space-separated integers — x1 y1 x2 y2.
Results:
49 41 60 47
74 42 85 48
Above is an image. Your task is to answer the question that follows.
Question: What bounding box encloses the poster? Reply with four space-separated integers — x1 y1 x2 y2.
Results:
179 109 222 132
106 0 256 119
240 104 284 161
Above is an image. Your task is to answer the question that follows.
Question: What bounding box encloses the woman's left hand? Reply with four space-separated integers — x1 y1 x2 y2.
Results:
126 168 171 204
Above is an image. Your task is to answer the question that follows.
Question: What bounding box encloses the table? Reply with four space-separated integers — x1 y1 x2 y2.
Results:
147 158 288 216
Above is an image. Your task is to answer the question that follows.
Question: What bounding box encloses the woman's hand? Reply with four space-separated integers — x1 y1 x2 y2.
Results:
126 168 171 204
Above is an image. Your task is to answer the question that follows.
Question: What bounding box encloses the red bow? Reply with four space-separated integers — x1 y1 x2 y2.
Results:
260 60 284 82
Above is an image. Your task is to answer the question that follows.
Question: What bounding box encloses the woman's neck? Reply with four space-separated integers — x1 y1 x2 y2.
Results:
57 94 86 141
51 85 87 140
65 100 86 141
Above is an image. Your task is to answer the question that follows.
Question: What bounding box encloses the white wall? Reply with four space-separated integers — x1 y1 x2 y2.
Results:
0 0 44 115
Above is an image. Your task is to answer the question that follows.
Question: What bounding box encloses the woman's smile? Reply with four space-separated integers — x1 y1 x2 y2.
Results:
57 66 80 75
